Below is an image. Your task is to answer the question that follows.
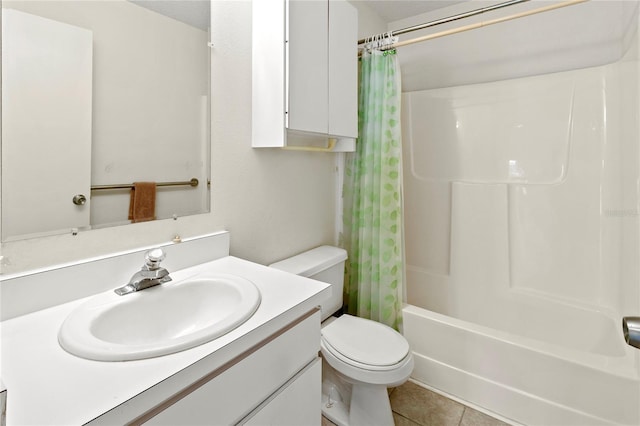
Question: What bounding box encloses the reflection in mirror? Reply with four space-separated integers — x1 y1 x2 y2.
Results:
1 0 211 242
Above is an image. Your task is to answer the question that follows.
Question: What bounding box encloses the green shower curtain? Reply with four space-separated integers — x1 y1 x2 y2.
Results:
342 48 404 331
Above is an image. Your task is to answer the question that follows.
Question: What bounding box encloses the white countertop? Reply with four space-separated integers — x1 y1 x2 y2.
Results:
0 256 330 425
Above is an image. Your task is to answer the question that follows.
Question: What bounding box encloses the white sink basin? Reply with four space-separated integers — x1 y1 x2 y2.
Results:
58 272 261 361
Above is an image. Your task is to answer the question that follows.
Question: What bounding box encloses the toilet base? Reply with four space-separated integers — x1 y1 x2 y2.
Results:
349 382 394 426
321 383 394 426
321 392 349 426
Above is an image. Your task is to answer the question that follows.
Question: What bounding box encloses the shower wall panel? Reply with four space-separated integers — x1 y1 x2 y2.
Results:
402 50 640 323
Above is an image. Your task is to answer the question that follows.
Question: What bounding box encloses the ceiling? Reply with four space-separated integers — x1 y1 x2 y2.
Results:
361 0 467 23
128 0 210 30
129 0 466 31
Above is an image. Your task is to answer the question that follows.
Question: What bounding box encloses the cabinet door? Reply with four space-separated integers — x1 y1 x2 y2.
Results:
243 358 321 426
328 0 358 139
287 0 328 135
252 0 286 148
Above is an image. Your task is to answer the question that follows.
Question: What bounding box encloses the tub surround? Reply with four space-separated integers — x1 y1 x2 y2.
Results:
0 232 330 425
400 14 640 424
389 0 638 92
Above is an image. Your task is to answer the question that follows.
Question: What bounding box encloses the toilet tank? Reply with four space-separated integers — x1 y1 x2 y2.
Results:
270 246 347 320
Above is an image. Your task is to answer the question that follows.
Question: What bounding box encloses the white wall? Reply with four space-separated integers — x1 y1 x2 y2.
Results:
0 0 337 274
347 0 386 39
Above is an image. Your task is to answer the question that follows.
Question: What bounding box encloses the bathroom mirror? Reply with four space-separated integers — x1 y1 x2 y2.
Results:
1 0 211 242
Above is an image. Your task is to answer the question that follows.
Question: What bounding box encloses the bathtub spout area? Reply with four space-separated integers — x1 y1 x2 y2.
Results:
623 317 640 349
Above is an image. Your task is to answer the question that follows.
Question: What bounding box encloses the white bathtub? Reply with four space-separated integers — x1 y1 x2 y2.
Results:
403 304 640 425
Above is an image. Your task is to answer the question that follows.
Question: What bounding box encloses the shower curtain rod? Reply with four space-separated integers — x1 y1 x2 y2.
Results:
357 0 529 45
359 0 588 51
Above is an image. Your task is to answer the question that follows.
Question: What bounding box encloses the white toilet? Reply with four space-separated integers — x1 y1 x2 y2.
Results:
270 246 414 426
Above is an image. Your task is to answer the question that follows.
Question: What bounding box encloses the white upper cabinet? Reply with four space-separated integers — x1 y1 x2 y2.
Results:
328 0 358 139
252 0 358 149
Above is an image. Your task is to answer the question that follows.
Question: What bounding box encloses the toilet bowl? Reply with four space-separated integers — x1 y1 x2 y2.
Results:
270 246 414 426
320 314 414 425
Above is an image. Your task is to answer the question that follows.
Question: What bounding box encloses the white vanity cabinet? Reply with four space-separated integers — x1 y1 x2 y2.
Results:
0 235 331 426
252 0 358 149
140 311 321 425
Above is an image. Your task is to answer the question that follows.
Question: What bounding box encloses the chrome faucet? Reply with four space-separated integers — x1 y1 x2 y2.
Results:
114 248 172 296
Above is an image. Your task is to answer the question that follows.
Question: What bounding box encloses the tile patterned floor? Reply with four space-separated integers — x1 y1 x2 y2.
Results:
322 381 511 426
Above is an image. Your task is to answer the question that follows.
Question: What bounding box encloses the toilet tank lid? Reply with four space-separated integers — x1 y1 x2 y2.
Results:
269 246 348 277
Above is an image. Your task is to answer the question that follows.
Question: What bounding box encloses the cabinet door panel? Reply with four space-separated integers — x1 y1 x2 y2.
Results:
288 0 328 135
243 358 321 426
252 0 286 147
329 0 358 139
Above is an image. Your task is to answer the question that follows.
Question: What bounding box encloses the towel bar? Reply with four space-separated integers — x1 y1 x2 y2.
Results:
91 178 199 191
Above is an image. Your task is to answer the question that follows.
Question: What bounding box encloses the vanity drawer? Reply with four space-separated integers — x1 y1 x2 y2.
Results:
142 309 321 425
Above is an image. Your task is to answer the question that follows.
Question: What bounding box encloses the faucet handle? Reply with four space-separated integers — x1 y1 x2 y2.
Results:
145 248 166 270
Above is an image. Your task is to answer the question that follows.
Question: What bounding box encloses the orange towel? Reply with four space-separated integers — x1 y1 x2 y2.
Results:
128 182 156 223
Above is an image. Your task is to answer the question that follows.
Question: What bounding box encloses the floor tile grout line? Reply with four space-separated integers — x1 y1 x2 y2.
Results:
458 407 467 426
392 410 426 426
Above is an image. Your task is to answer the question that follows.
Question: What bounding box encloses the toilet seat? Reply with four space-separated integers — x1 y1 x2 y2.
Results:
321 315 410 370
320 315 414 386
